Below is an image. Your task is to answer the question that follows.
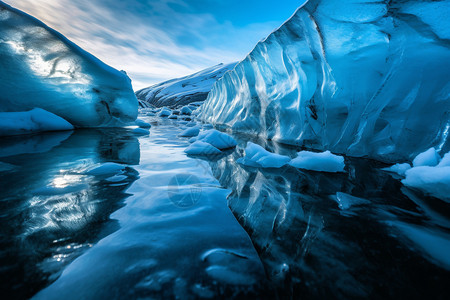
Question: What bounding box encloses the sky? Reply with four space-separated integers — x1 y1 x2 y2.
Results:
7 0 302 90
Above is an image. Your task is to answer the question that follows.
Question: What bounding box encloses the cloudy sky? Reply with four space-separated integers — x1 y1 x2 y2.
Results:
7 0 301 90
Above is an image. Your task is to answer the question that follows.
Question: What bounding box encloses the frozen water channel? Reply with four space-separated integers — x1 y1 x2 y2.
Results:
0 113 449 299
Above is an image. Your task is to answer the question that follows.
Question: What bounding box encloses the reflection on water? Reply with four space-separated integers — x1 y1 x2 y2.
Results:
207 137 450 298
1 119 449 299
33 122 269 300
0 129 140 299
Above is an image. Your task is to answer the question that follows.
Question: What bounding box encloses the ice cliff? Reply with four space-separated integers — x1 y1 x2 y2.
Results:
199 0 450 162
136 63 236 108
0 1 138 128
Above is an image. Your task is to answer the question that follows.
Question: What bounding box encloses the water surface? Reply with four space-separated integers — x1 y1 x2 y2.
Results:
0 115 449 299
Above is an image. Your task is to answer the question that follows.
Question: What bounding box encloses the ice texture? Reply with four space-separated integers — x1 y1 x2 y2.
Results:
136 63 236 108
289 150 345 173
199 0 450 162
0 2 138 127
237 142 290 168
0 108 73 136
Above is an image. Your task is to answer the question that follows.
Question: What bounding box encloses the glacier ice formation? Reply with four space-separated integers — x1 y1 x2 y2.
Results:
199 0 450 162
0 2 138 128
136 63 236 108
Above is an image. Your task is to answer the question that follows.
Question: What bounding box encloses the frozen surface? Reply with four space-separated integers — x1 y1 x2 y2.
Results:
196 129 237 150
289 150 345 173
199 0 450 162
184 141 222 156
136 63 236 108
0 108 73 136
0 2 138 127
237 142 290 168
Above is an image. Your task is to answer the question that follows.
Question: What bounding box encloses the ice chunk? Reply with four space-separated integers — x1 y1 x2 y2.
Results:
132 128 150 135
184 141 222 156
437 152 450 167
179 127 200 138
412 148 440 167
382 163 412 176
86 162 127 176
332 192 370 210
158 108 172 118
0 108 74 136
168 115 178 120
199 0 450 162
0 2 138 127
402 166 450 202
180 106 192 115
135 119 151 128
237 142 290 168
289 151 345 173
196 130 237 150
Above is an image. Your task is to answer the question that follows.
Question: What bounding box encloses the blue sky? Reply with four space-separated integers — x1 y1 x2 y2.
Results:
7 0 302 89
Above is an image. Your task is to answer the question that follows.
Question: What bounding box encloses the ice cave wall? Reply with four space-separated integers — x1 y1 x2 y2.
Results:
0 1 138 127
199 0 450 162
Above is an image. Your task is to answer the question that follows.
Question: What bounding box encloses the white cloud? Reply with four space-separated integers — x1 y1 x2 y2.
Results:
6 0 280 89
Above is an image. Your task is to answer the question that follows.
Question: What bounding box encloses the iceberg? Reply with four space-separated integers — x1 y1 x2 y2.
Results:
199 0 450 162
136 63 236 108
0 2 138 128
